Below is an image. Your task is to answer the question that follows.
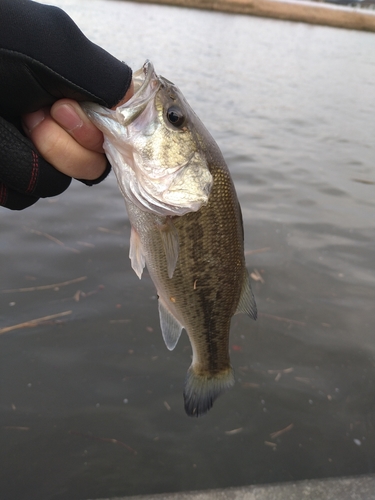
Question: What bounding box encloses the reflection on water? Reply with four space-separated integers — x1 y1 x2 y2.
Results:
0 1 375 499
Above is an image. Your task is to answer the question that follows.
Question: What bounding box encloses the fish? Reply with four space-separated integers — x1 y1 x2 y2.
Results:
82 61 257 417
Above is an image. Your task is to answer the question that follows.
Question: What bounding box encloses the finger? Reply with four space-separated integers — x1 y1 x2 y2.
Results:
22 109 107 181
50 99 105 153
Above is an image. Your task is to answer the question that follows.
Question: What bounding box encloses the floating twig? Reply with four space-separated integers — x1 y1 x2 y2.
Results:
1 276 87 293
97 226 121 234
352 178 375 185
264 441 277 448
72 287 101 302
259 313 306 326
0 311 72 335
268 368 294 374
294 376 311 385
270 423 294 439
268 367 294 382
77 241 95 248
225 427 243 435
29 229 79 253
109 319 131 324
241 382 260 389
4 426 30 431
250 269 265 284
69 430 137 455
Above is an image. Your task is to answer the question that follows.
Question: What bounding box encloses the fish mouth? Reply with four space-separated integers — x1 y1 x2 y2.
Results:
133 60 156 94
115 60 161 126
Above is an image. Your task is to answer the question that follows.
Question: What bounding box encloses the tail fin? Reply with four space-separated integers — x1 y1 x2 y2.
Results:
183 366 235 417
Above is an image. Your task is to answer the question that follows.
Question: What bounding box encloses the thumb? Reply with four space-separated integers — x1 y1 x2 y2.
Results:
51 99 105 153
22 103 108 181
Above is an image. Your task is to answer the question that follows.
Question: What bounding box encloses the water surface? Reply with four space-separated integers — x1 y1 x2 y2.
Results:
0 1 374 499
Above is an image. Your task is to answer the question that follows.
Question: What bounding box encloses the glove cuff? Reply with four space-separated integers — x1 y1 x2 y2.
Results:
77 159 111 186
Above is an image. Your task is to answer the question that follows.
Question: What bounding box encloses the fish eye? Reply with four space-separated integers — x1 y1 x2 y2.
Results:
166 106 185 128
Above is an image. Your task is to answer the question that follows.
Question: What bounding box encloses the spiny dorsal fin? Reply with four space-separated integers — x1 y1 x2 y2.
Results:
158 218 179 279
236 270 257 320
129 226 145 279
158 299 183 351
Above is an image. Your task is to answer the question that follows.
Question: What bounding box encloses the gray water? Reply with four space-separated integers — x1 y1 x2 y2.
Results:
1 1 375 499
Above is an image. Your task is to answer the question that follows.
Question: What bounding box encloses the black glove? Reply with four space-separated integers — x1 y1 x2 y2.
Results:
0 0 132 210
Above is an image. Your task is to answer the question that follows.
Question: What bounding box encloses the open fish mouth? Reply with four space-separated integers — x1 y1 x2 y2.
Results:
115 61 160 127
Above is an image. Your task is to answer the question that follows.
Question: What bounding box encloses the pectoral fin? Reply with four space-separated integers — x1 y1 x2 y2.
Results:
236 271 257 320
158 218 179 279
158 299 183 351
129 226 145 279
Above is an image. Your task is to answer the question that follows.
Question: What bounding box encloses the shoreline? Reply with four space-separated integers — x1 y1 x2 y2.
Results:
123 0 375 32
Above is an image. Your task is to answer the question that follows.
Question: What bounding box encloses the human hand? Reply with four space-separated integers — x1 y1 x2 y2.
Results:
22 79 134 183
22 100 108 183
0 0 132 210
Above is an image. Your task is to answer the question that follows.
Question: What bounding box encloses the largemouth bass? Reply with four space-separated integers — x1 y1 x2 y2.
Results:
83 61 257 417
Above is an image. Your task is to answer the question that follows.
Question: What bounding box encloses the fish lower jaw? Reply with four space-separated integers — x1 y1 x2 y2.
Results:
183 365 235 418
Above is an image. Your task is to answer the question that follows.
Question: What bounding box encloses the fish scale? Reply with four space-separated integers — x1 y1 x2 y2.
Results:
83 60 257 417
125 142 252 416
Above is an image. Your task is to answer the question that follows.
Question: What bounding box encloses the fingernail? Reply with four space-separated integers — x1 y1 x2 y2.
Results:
52 103 83 131
22 109 46 133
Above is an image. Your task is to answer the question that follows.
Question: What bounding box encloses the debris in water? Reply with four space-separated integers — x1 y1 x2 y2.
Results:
225 427 243 435
0 311 72 335
259 313 306 326
241 382 260 389
1 276 87 293
69 430 137 454
29 228 79 253
352 178 375 185
268 367 294 382
270 423 294 439
97 226 121 234
4 426 30 431
250 269 265 284
264 441 277 448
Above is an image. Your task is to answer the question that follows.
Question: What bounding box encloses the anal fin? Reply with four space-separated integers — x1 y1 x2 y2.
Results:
158 298 183 351
236 270 257 320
